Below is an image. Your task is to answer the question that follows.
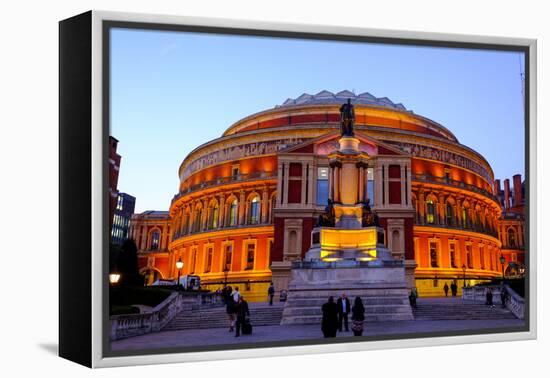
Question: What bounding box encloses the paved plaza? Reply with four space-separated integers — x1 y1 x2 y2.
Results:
111 300 524 352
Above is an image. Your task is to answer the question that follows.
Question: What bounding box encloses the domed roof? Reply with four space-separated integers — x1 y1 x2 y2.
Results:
276 90 410 112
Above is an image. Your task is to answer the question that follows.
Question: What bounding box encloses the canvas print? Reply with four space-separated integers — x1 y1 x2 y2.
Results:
106 25 527 355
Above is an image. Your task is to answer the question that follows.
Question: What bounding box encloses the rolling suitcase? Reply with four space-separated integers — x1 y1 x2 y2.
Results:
242 319 253 335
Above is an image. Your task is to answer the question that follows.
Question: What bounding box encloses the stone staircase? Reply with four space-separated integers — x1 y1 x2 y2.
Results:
164 303 284 331
412 298 517 320
281 291 413 325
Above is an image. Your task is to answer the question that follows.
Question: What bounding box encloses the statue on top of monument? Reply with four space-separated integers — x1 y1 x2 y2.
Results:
339 98 355 137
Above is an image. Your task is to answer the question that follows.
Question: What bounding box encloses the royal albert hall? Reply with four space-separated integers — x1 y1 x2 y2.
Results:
130 90 525 299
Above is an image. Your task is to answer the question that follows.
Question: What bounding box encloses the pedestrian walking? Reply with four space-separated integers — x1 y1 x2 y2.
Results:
450 282 458 297
336 293 351 332
234 296 250 337
351 297 365 336
485 287 494 307
225 285 236 332
232 286 241 302
321 296 338 338
443 283 449 297
268 282 275 305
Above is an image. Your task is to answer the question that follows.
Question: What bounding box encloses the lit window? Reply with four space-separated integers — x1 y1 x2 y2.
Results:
429 241 438 267
427 200 435 224
245 243 255 270
316 167 329 205
367 168 375 203
449 243 457 268
116 195 123 211
150 230 160 250
249 196 260 224
446 203 454 226
209 205 219 229
193 208 202 232
224 244 233 271
508 228 517 247
229 199 238 226
205 247 213 273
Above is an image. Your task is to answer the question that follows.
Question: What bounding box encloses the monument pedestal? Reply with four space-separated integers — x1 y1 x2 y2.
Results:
280 260 413 325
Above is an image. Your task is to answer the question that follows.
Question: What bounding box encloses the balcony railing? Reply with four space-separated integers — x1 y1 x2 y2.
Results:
172 222 272 242
172 172 276 204
414 220 499 239
412 173 499 203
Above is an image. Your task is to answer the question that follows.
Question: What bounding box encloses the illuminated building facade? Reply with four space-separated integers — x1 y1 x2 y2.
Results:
130 90 526 298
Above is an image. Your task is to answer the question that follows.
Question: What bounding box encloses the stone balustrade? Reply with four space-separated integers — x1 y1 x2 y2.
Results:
462 284 524 319
110 291 224 341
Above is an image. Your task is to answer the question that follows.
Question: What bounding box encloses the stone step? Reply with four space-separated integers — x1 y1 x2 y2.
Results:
280 313 413 325
164 305 284 331
287 297 408 306
282 305 414 317
411 302 516 320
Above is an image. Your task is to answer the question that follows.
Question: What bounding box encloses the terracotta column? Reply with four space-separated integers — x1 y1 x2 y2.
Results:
218 194 225 228
239 190 246 225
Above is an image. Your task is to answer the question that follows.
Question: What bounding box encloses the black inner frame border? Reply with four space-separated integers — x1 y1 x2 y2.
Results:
102 19 531 359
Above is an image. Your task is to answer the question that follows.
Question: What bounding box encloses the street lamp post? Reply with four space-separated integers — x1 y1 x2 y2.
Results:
499 255 506 282
461 264 466 288
223 266 229 287
175 257 184 290
109 272 121 286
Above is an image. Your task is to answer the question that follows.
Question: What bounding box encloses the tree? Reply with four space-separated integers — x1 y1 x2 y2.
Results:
115 239 143 286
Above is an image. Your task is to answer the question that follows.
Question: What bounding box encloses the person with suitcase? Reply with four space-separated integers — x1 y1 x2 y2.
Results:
235 296 251 337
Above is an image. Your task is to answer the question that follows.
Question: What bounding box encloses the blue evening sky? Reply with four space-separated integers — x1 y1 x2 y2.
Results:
110 28 525 213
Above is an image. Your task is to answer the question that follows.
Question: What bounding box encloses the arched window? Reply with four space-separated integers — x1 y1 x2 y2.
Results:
249 196 260 224
446 202 454 226
426 199 435 224
508 228 517 247
229 199 238 227
150 230 160 250
193 208 202 233
208 204 219 230
462 207 469 228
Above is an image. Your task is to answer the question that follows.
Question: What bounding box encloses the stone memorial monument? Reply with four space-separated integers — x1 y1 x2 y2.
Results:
280 99 413 325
